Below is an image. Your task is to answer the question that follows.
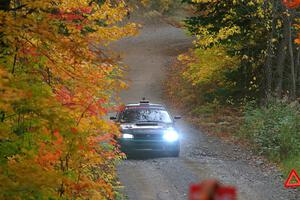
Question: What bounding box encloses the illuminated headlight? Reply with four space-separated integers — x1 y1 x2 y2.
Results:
122 133 134 139
163 129 179 142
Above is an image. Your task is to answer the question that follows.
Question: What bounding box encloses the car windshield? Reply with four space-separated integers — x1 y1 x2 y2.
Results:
120 108 172 123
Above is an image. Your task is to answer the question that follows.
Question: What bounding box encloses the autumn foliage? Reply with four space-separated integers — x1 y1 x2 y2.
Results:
283 0 300 8
0 0 137 199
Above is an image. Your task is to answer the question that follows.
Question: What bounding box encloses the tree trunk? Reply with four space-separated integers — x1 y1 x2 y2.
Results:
275 38 288 97
265 0 276 99
275 7 289 97
287 9 296 99
296 48 300 96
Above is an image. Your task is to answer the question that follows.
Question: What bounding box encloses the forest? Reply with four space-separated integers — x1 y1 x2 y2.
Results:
166 0 300 173
0 0 137 199
1 0 300 199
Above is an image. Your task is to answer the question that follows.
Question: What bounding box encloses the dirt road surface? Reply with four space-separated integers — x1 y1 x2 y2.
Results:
114 17 299 200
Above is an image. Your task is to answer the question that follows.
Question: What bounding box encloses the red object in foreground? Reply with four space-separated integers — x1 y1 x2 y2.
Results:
284 169 300 188
189 180 237 200
282 0 300 9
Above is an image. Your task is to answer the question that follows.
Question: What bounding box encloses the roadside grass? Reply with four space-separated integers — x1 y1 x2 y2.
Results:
282 156 300 176
193 102 300 174
114 183 128 200
238 101 300 174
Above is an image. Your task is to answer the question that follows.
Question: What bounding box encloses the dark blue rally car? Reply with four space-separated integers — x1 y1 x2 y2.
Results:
110 99 181 157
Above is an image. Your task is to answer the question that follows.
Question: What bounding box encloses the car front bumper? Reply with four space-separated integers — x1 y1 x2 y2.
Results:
118 139 180 154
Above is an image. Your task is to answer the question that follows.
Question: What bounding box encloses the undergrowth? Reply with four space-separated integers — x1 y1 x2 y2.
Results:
239 101 300 173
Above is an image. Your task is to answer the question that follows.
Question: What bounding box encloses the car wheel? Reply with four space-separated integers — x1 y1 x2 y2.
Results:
169 149 180 157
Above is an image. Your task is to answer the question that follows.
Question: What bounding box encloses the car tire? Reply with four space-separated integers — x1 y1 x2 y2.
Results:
169 149 180 157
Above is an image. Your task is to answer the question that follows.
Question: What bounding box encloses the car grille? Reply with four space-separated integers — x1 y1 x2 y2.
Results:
134 133 163 140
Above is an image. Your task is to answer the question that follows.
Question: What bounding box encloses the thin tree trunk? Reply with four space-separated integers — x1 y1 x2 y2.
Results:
265 0 276 99
295 48 300 97
295 48 300 74
275 37 288 97
287 9 296 99
275 4 289 97
11 47 18 74
295 48 300 89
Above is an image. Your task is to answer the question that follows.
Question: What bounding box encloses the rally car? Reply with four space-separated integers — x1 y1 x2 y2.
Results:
110 99 181 157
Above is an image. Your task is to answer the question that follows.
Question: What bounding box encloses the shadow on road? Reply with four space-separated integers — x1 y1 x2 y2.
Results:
126 152 176 160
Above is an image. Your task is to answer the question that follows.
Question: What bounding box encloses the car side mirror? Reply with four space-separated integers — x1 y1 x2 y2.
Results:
110 116 117 120
174 116 181 120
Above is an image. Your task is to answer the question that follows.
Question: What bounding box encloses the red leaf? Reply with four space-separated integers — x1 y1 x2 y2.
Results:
283 0 300 8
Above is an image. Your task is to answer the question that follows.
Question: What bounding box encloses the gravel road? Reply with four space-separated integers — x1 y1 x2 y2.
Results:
113 16 300 200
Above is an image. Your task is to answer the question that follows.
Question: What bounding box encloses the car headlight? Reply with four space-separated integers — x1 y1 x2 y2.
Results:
122 133 134 139
163 129 179 142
